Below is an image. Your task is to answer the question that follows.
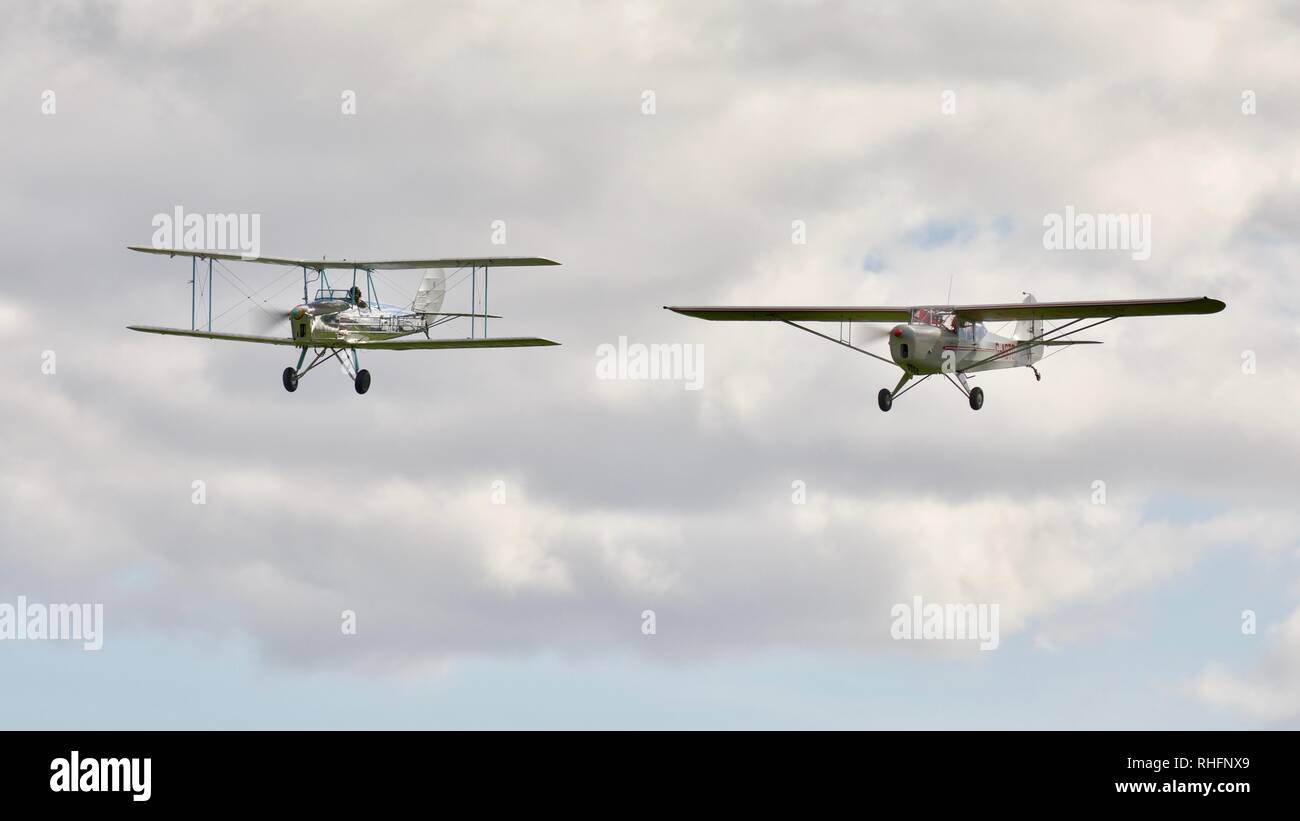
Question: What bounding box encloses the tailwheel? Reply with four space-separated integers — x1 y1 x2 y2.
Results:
282 367 298 393
877 388 893 412
354 369 371 395
968 386 984 411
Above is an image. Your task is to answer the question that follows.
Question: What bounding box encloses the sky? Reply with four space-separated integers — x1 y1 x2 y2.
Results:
1 0 1298 729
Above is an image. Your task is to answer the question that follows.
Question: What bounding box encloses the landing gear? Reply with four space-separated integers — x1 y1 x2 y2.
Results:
1031 365 1041 382
969 387 984 411
282 348 372 394
878 372 920 412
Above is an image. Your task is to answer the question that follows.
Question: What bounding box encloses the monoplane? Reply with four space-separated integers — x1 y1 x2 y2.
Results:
667 294 1224 410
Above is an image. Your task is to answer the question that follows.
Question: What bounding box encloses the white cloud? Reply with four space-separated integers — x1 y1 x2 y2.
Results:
1191 606 1300 723
1 1 1297 718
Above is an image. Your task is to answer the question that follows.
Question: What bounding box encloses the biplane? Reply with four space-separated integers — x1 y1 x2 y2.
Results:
127 247 559 394
667 293 1225 411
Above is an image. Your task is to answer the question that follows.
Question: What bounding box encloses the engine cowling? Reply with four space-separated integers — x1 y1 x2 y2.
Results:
888 324 943 372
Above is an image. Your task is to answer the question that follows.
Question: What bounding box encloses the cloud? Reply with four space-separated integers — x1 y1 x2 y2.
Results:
2 1 1298 720
1191 606 1300 723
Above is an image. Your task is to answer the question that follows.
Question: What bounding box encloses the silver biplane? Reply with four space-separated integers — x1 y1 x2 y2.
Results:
128 247 559 394
667 293 1225 411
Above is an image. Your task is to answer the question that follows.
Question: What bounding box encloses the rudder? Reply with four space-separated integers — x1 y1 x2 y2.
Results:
1014 292 1043 363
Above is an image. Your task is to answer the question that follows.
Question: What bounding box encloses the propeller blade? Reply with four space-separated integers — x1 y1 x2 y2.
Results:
851 322 894 342
251 305 295 333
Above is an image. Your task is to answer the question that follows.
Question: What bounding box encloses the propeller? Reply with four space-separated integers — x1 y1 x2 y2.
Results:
250 302 347 334
852 323 895 344
251 304 299 334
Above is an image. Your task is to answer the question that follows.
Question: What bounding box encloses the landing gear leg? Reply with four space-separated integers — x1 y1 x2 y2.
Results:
282 348 308 393
944 371 984 410
1031 365 1042 382
878 372 913 412
956 372 984 410
351 349 370 395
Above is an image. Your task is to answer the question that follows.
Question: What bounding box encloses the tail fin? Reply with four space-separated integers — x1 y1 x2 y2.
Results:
412 270 446 314
1014 292 1044 363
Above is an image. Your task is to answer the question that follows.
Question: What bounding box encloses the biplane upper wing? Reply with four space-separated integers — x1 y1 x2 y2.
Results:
953 296 1224 321
127 326 557 349
127 247 559 269
665 306 912 322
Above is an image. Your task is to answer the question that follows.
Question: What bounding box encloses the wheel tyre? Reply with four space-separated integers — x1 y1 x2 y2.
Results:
969 387 984 411
282 367 298 393
877 388 892 412
354 369 371 395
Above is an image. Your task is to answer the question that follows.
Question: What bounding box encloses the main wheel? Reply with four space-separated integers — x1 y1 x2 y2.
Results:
968 386 984 411
354 369 371 395
282 367 298 393
877 388 893 412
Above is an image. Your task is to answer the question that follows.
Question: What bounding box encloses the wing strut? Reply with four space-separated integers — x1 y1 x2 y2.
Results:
782 321 896 367
963 317 1117 372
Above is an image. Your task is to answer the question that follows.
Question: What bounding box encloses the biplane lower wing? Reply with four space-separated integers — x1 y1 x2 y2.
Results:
129 326 299 346
353 337 558 349
127 326 557 349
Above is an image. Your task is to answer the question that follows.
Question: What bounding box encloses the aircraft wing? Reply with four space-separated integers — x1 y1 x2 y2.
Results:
665 306 912 322
348 337 558 350
416 312 503 319
127 326 557 349
953 297 1224 321
128 247 559 269
128 326 299 345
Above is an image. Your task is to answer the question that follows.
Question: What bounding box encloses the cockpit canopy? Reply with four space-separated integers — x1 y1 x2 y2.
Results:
315 287 368 305
316 288 356 302
910 307 958 329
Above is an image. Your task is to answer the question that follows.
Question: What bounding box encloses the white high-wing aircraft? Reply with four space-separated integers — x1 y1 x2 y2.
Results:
128 246 560 394
667 294 1225 411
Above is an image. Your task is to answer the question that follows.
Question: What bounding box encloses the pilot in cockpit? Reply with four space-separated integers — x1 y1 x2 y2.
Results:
350 286 367 308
